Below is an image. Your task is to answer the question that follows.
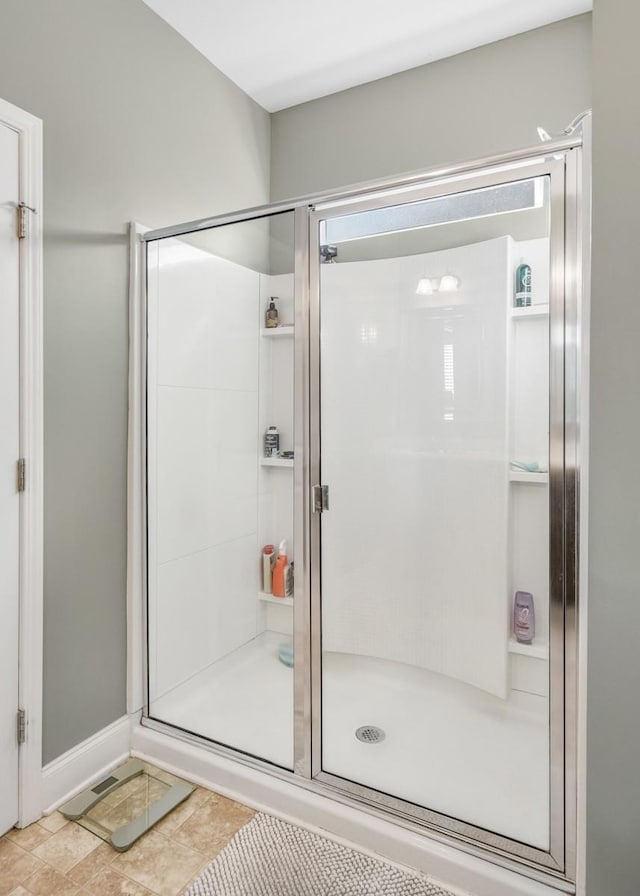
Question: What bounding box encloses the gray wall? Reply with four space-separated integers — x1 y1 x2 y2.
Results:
271 15 592 199
587 2 640 894
0 0 270 763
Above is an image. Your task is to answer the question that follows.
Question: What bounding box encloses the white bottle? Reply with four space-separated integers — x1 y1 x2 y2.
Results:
262 545 274 593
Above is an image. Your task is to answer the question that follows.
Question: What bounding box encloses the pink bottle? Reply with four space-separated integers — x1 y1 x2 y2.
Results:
514 591 535 643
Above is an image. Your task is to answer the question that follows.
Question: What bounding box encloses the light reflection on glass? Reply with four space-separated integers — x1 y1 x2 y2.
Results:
360 325 378 344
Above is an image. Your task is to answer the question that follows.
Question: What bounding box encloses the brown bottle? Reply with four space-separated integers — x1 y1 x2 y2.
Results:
265 297 279 328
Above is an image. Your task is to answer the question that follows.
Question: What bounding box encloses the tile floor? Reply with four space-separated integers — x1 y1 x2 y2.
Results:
0 767 255 896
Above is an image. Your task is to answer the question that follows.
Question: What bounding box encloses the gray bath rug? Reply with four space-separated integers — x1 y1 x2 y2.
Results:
184 812 454 896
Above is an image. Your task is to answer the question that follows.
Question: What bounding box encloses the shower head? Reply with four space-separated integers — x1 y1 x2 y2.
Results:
562 110 592 136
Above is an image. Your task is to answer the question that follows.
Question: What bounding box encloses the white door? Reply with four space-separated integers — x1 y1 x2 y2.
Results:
0 119 21 835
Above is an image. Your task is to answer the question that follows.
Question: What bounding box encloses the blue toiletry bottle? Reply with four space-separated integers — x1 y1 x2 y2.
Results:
515 261 532 307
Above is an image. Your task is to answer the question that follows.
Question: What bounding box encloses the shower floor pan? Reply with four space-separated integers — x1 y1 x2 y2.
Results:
59 758 194 851
150 632 549 847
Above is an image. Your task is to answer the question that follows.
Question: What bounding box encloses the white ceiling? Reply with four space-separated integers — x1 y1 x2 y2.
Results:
142 0 591 112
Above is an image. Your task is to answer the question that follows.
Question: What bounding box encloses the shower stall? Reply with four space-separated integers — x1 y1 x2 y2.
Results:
133 130 587 891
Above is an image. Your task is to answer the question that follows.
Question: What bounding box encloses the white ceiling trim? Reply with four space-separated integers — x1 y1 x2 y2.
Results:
143 0 592 112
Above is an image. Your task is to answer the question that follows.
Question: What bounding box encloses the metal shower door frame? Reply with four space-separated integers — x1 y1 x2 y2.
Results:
139 131 586 891
301 151 580 883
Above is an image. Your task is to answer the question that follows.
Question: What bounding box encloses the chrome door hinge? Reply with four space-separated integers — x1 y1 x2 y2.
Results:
17 709 26 745
17 458 26 492
312 484 329 513
17 202 37 239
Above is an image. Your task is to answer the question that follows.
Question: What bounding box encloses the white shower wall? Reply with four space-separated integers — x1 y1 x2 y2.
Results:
320 236 547 699
147 233 549 706
148 243 259 701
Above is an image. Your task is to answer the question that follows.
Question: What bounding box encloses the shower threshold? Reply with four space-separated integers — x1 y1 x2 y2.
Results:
59 758 194 851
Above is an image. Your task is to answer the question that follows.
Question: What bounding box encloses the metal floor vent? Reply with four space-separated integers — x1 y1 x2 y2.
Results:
355 725 386 744
59 758 194 852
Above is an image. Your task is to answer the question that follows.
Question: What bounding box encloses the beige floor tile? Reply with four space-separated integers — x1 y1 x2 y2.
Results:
152 788 210 837
177 857 212 896
67 840 114 885
110 830 202 896
173 793 253 858
5 824 52 852
83 865 157 895
0 841 44 896
36 811 69 833
7 886 33 896
32 823 101 874
22 864 80 896
74 813 118 842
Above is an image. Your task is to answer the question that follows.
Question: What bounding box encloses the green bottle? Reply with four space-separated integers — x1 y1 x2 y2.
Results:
515 261 532 307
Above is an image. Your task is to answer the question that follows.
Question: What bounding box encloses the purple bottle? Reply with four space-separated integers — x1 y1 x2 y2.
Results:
514 591 535 643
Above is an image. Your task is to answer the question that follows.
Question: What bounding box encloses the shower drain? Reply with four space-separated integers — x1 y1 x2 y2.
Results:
355 725 386 744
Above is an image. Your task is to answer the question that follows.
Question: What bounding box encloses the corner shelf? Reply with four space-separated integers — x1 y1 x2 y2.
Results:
510 304 549 319
261 326 294 338
508 636 548 661
509 471 549 484
261 457 294 468
258 591 293 608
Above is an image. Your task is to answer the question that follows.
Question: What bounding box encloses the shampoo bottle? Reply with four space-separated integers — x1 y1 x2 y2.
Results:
262 544 274 593
264 426 280 458
272 540 288 598
515 261 532 307
265 297 279 328
513 591 535 643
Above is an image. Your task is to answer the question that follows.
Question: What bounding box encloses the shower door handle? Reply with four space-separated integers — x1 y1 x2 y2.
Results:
312 484 329 513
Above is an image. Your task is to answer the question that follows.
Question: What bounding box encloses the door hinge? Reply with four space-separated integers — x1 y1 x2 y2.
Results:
16 202 37 239
17 458 26 492
17 709 26 745
312 484 329 513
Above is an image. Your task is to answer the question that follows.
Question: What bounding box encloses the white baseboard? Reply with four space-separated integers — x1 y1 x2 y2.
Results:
131 723 569 896
41 714 136 815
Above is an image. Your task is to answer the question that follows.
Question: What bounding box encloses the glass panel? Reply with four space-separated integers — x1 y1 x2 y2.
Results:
323 178 544 244
318 178 551 848
146 212 296 770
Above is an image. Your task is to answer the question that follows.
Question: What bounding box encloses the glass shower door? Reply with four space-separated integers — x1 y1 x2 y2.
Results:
312 167 564 863
146 211 297 770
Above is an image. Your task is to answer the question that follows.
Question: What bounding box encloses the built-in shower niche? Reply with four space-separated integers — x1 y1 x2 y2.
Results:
507 236 550 698
146 213 296 771
257 274 294 641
